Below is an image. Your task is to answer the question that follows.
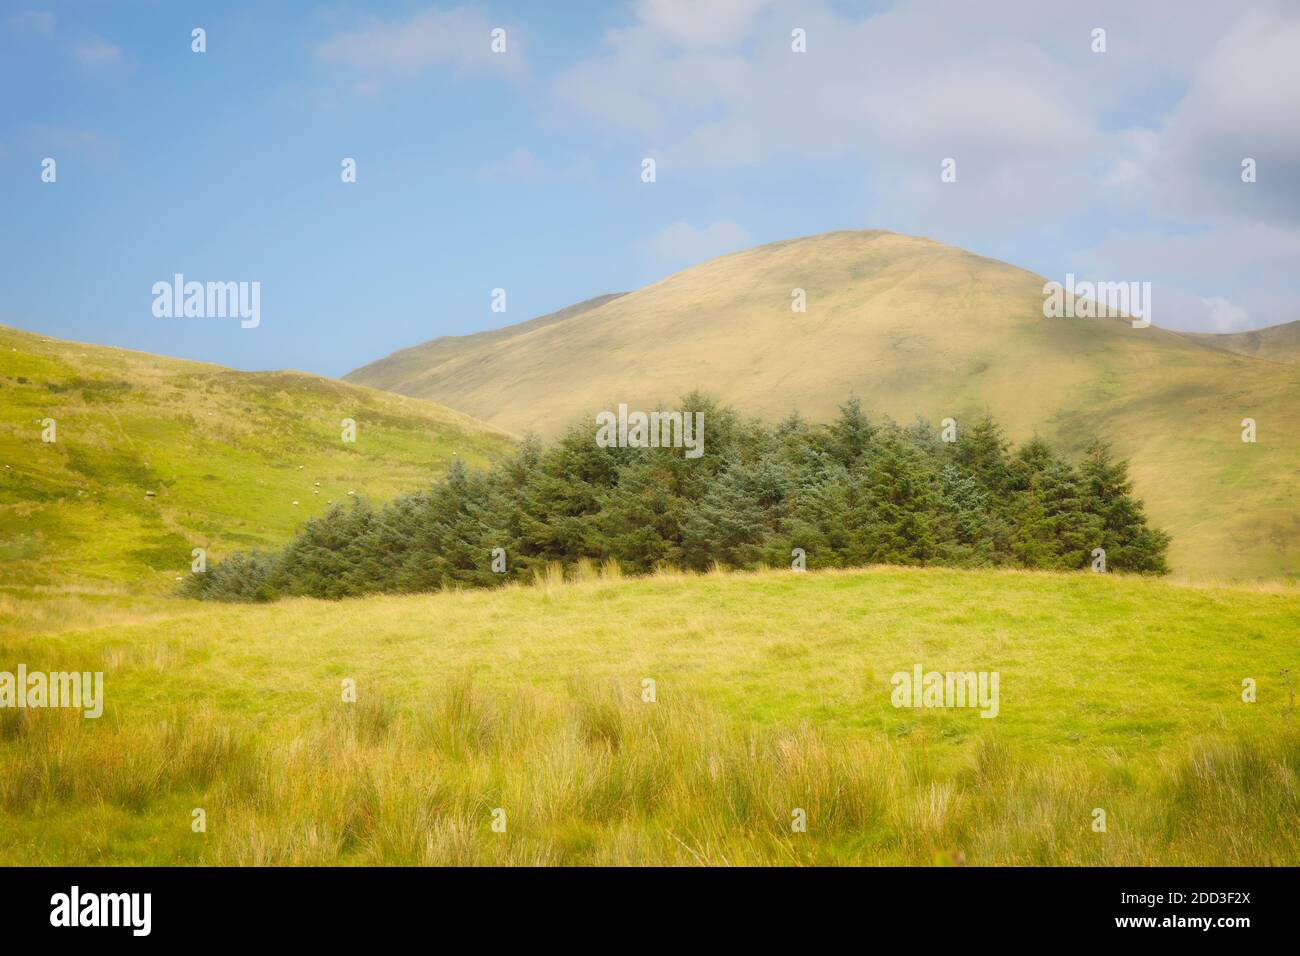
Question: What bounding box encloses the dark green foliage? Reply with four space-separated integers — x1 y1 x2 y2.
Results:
180 549 279 602
1077 441 1171 574
187 398 1171 601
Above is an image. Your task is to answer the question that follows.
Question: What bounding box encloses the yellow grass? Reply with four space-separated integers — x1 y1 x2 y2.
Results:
1 565 1297 865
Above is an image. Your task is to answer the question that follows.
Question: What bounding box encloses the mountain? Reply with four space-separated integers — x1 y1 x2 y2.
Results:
345 230 1300 579
1183 320 1300 365
348 293 627 394
0 325 514 590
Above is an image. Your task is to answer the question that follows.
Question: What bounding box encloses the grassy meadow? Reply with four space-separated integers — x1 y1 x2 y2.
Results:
2 320 1296 867
0 324 514 592
2 565 1298 865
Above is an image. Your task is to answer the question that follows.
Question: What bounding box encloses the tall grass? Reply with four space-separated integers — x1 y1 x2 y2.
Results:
3 565 1297 864
2 678 1296 866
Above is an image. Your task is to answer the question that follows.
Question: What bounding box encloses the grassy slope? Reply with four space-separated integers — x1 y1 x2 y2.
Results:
1 565 1297 864
1183 319 1300 365
0 325 515 593
346 230 1300 580
347 293 627 391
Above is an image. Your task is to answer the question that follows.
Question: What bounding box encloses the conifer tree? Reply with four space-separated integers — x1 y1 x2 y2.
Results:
1078 441 1170 572
192 397 1171 601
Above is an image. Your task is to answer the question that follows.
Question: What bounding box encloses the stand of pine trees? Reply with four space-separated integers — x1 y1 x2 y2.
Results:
184 395 1170 602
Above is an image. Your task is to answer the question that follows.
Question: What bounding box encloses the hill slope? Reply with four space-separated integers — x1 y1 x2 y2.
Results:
346 230 1300 579
0 325 514 590
1183 320 1300 365
348 293 627 393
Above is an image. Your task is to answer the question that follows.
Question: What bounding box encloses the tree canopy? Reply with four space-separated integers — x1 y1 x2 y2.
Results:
185 395 1170 601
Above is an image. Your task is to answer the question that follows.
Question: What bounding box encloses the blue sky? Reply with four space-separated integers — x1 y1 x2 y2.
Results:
2 0 1298 376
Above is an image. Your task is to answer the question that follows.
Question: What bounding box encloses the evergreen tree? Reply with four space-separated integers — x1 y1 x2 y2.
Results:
594 455 686 571
190 397 1172 601
1078 441 1170 572
1009 441 1100 569
956 415 1013 494
681 457 787 569
850 428 938 565
933 463 999 566
825 398 875 467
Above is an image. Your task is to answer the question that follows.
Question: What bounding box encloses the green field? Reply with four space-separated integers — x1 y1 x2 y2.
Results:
2 323 1296 867
0 324 514 595
3 565 1297 865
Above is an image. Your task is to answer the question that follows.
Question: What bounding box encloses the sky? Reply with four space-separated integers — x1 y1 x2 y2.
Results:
1 0 1298 377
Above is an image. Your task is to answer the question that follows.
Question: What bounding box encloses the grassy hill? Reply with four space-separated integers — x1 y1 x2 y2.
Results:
345 230 1300 580
348 293 627 392
0 325 515 593
1184 320 1300 365
2 564 1296 865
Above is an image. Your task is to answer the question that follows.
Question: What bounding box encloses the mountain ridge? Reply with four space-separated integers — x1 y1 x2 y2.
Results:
1181 320 1300 365
344 229 1300 579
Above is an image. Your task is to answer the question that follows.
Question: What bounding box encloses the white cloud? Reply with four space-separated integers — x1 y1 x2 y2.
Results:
1074 222 1300 332
648 220 752 265
1201 296 1251 333
555 0 1121 231
74 39 122 68
552 0 1300 331
556 2 1299 211
633 0 773 49
317 6 524 79
1134 8 1300 227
